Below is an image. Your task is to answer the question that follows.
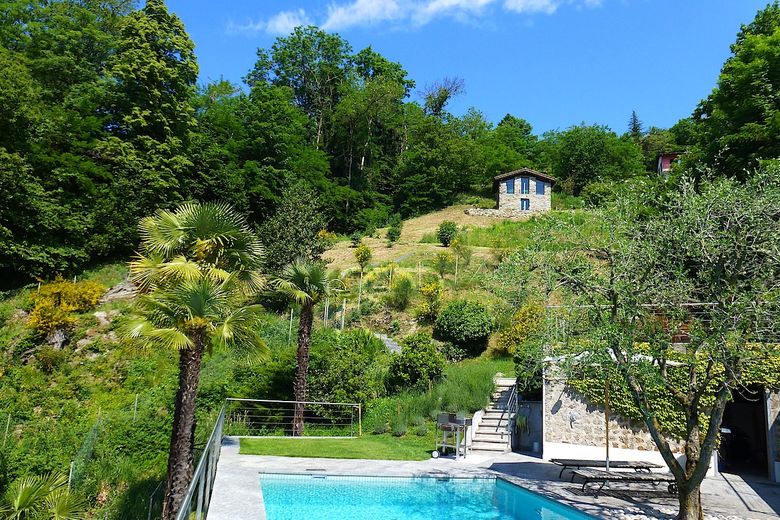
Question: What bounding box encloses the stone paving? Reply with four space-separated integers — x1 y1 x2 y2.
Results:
207 437 780 520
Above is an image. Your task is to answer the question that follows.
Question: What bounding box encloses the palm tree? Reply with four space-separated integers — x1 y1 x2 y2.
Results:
274 260 343 436
126 202 266 520
0 473 87 519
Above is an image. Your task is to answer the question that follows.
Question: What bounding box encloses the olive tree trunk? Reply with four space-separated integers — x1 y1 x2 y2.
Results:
292 302 314 436
161 339 204 520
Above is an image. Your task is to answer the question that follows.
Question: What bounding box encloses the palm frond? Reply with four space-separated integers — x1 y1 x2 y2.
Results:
160 256 202 283
129 252 167 293
44 487 88 520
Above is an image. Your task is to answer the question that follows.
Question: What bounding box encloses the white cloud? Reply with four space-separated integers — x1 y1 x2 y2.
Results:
322 0 404 30
503 0 560 15
227 8 311 35
230 0 602 35
413 0 495 25
266 9 311 34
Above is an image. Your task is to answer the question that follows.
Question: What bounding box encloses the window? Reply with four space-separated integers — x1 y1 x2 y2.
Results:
520 177 530 194
505 178 515 194
520 198 530 211
536 180 545 195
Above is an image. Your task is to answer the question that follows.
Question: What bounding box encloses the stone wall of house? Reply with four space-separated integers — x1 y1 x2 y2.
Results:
544 380 684 453
497 176 551 213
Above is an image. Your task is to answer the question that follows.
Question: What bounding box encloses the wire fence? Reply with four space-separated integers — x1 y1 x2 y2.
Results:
223 398 361 437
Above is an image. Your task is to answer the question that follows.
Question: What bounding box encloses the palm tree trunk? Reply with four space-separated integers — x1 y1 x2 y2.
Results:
161 339 204 520
292 303 314 436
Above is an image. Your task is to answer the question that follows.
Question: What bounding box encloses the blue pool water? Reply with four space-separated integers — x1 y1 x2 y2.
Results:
259 474 594 520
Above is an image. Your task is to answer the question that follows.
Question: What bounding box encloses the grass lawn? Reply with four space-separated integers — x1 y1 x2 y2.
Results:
239 433 435 461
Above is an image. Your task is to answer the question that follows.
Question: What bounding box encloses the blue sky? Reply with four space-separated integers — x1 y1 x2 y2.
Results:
166 0 767 135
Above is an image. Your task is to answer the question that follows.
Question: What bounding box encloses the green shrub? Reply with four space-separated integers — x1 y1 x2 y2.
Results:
439 342 466 363
450 238 472 266
436 221 458 247
386 274 414 310
309 329 390 406
389 333 445 390
414 424 429 436
390 415 407 437
373 422 390 434
386 214 402 243
435 300 493 355
36 346 68 373
350 232 362 248
434 251 453 278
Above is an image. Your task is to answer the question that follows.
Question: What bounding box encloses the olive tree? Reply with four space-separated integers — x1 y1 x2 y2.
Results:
541 172 780 520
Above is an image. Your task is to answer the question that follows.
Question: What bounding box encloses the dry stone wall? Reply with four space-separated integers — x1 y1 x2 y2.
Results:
544 380 684 453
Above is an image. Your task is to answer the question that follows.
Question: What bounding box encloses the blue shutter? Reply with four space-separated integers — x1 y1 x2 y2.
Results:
536 180 545 195
520 177 530 194
520 199 530 210
506 179 514 194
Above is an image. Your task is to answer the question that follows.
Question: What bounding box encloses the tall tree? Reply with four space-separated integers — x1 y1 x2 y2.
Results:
99 0 199 247
627 110 643 141
257 183 329 275
126 202 267 520
274 261 342 436
541 124 644 195
692 2 780 176
422 76 464 118
247 26 352 147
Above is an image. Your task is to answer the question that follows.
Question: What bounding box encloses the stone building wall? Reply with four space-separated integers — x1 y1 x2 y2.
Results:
466 175 552 218
544 380 684 453
498 176 551 213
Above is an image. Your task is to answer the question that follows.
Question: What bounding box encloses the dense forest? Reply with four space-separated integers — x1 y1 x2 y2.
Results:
1 0 732 287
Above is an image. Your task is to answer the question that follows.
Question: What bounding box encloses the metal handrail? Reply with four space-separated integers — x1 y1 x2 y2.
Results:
175 401 226 520
504 384 517 438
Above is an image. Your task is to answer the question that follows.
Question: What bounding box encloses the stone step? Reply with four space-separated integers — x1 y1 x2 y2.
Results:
474 430 508 438
473 435 508 444
470 441 509 452
480 418 509 426
474 426 509 437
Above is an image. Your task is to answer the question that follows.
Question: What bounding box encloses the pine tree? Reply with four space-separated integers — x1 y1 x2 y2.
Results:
628 110 643 141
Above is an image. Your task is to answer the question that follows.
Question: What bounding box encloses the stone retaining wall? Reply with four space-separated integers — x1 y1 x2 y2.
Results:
544 380 684 453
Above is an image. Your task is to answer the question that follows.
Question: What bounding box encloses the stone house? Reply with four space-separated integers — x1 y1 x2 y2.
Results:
466 168 556 217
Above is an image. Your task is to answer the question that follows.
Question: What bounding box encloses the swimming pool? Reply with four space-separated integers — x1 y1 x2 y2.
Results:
259 473 594 519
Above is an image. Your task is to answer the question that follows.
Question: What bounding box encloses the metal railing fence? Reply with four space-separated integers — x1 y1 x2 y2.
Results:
174 401 226 520
223 398 361 438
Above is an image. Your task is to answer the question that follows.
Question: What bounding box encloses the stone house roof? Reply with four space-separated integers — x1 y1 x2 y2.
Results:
492 168 557 192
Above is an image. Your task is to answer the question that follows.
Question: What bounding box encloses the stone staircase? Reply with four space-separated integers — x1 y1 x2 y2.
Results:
470 377 516 453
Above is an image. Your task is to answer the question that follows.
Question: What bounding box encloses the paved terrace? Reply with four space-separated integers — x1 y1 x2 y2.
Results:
208 437 780 520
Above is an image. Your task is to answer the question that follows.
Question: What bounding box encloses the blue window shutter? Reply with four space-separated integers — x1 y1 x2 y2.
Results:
506 179 514 194
520 177 529 194
520 198 530 210
536 180 545 195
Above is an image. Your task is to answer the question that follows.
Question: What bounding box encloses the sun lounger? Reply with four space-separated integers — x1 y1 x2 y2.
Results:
550 458 662 480
571 468 678 497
